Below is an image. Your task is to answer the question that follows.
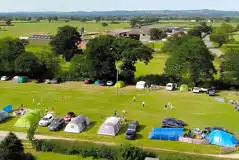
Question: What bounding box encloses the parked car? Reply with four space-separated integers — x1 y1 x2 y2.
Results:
200 88 208 92
100 81 106 86
192 87 201 93
48 118 65 131
39 113 54 127
1 76 10 81
125 121 139 140
162 118 187 128
50 78 60 84
64 112 76 122
208 89 216 96
45 79 51 84
166 83 177 91
84 79 93 84
106 81 114 86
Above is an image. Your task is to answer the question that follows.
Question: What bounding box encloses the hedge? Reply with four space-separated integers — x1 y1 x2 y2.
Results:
32 139 156 160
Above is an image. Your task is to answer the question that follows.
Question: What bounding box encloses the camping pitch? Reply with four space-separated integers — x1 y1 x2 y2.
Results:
64 115 91 133
98 116 121 136
14 109 41 128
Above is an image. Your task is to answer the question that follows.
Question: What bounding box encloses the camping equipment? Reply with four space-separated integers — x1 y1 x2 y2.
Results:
180 84 188 92
162 118 187 128
179 137 210 144
98 116 121 136
64 115 91 133
206 130 238 148
18 76 28 83
136 81 146 90
149 128 184 141
94 80 101 85
14 109 41 128
3 105 13 113
114 81 126 88
0 111 9 122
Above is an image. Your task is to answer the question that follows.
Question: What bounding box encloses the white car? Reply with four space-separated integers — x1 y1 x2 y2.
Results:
106 81 114 86
200 88 208 92
166 83 177 91
1 76 10 81
39 113 54 127
192 87 201 93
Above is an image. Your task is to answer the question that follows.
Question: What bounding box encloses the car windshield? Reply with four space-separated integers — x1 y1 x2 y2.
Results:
126 130 135 135
194 87 200 90
42 117 49 121
128 124 136 130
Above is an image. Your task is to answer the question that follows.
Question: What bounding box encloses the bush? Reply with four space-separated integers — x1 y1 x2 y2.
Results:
32 140 154 160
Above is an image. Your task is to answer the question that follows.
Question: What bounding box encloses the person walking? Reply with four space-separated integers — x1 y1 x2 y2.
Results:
142 101 145 107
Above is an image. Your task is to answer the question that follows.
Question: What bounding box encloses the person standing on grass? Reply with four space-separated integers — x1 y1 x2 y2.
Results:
142 101 145 107
133 96 136 103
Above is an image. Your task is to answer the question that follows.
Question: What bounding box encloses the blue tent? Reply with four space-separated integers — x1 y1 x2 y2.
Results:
95 80 101 85
206 130 238 148
3 105 13 113
149 128 184 141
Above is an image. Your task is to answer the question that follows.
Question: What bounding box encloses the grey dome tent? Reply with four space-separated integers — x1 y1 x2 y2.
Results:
0 111 8 122
64 115 91 133
98 117 121 136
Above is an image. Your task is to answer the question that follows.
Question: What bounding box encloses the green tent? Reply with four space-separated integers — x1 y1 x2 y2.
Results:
180 84 189 92
114 81 126 88
14 109 41 128
18 76 28 83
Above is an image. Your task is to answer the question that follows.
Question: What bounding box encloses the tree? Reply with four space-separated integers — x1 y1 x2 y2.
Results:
52 16 58 21
27 121 38 142
69 55 89 79
101 22 108 27
85 36 153 82
149 28 167 40
164 36 216 85
5 19 12 26
15 53 46 78
0 133 35 160
210 23 234 47
0 38 25 73
50 26 83 61
221 50 239 86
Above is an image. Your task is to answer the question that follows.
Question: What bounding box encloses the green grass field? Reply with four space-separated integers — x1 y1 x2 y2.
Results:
0 21 129 38
0 81 238 154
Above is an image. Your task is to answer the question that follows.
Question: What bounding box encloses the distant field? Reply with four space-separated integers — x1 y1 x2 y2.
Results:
0 21 129 38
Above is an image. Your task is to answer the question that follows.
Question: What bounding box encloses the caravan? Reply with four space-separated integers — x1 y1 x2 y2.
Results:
136 81 146 90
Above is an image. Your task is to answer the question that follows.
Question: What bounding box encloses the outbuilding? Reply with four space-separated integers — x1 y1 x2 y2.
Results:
64 115 91 133
98 116 121 136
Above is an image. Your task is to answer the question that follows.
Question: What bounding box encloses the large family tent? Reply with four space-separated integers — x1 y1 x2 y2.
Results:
64 115 91 133
114 81 126 88
98 117 121 136
136 81 146 90
3 105 13 113
0 111 9 122
14 109 41 128
149 128 184 141
206 130 238 148
95 80 101 85
180 84 188 92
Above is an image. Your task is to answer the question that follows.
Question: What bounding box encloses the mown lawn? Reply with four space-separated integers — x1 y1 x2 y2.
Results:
32 152 93 160
0 21 129 38
0 82 238 154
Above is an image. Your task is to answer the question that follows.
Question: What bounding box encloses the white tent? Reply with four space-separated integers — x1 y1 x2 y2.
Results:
136 81 146 90
64 115 90 133
98 117 121 136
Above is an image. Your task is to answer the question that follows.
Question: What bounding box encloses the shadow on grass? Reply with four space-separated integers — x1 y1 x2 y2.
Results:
136 134 144 139
138 125 146 132
0 116 14 124
85 121 97 132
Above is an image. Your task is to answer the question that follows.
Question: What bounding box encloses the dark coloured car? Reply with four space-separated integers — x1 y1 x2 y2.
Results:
162 118 187 128
48 118 65 131
84 79 93 84
125 120 139 140
208 89 216 96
